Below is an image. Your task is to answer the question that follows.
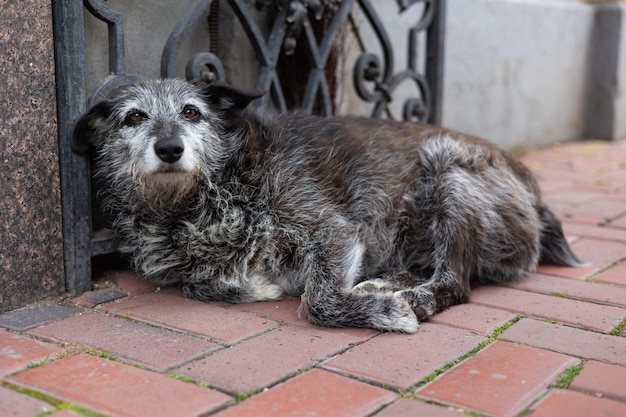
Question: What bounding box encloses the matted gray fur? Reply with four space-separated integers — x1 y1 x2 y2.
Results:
72 79 584 333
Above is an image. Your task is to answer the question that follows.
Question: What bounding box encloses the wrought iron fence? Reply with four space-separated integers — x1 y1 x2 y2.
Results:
52 0 446 294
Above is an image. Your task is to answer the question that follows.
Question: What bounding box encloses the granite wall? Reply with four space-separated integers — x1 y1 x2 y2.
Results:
0 0 65 311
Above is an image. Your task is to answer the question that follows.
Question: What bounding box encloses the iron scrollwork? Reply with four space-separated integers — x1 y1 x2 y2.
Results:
160 0 442 121
83 0 143 105
352 0 436 122
87 0 442 122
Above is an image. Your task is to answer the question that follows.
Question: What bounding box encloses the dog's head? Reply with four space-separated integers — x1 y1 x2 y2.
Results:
72 79 264 202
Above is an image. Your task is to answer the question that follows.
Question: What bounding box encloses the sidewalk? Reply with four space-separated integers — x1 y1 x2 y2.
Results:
2 139 626 417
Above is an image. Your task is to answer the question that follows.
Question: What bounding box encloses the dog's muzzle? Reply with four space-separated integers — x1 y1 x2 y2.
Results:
154 137 184 164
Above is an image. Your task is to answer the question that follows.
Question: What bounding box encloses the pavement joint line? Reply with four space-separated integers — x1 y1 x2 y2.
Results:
549 291 615 307
234 388 258 404
550 361 586 390
98 306 270 348
495 281 626 308
505 316 625 338
318 363 405 393
386 395 490 417
166 373 213 389
1 380 107 417
608 318 626 336
584 255 626 282
80 347 182 375
159 345 231 375
215 332 386 398
79 345 228 378
219 327 386 396
406 316 523 395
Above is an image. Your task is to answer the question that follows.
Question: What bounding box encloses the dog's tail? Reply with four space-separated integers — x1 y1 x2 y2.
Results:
538 205 588 267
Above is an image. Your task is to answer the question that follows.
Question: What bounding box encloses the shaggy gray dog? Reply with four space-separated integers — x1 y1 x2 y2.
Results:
72 79 583 333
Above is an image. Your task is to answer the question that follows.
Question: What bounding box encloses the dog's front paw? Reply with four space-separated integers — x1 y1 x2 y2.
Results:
389 295 420 333
394 288 436 321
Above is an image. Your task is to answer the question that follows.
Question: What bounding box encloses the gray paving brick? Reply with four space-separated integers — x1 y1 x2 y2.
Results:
0 304 81 331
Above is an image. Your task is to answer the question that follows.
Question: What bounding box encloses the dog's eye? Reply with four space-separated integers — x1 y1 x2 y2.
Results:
125 110 148 125
182 106 199 120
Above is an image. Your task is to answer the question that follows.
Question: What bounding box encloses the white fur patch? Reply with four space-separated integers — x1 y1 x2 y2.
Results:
249 272 284 301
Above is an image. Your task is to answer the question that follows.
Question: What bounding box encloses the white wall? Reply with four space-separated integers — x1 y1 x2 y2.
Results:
442 0 594 149
613 3 626 140
338 0 625 149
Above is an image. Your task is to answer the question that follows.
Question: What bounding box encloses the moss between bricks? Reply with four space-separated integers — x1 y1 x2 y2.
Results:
550 292 569 299
85 348 118 361
401 396 490 417
166 373 213 389
2 382 107 417
609 318 626 336
235 389 258 404
551 362 584 390
407 316 522 394
27 356 51 369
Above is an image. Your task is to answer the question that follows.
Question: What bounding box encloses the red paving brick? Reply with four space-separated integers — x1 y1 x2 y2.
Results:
562 221 626 243
232 296 307 325
530 389 626 417
504 273 626 308
232 297 379 338
174 324 372 394
570 360 626 402
11 353 232 417
115 271 161 295
609 213 626 229
373 399 466 417
501 318 626 366
593 260 626 286
214 369 396 417
553 198 626 223
548 188 612 205
0 329 64 376
546 206 602 226
28 312 221 371
0 385 53 416
471 285 624 331
322 323 485 390
429 303 518 335
103 292 277 343
417 342 579 417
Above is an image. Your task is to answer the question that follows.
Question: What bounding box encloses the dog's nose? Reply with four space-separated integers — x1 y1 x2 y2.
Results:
154 138 184 163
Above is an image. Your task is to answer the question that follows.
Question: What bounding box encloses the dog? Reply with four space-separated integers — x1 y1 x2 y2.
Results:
72 79 583 333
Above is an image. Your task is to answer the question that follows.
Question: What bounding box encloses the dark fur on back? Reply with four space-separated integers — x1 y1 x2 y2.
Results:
72 79 583 332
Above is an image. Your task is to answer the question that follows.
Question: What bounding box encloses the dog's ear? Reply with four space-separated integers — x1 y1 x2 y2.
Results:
201 83 266 123
71 100 114 154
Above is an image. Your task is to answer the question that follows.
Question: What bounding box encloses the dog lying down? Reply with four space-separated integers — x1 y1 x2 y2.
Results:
72 79 584 333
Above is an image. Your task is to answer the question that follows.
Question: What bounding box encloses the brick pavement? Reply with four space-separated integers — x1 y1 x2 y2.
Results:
1 139 626 417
